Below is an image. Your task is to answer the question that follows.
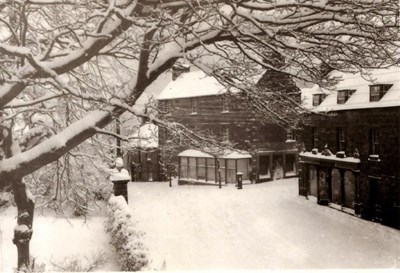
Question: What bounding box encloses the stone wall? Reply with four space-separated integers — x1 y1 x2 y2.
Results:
300 107 400 228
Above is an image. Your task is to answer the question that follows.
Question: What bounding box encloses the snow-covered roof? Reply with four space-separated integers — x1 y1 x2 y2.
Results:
178 149 252 159
223 150 252 159
110 168 131 181
300 151 361 164
301 66 400 112
157 70 226 100
178 149 213 158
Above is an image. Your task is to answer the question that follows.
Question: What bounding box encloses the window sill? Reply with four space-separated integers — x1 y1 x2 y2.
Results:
221 111 230 114
285 139 296 143
368 154 380 161
190 112 198 115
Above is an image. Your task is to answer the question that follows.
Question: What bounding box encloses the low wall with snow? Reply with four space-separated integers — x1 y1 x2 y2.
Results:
106 195 148 271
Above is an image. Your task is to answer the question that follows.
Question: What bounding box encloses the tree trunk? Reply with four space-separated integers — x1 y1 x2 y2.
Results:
12 178 34 272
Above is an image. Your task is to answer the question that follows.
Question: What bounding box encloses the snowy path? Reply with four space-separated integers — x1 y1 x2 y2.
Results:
128 178 400 270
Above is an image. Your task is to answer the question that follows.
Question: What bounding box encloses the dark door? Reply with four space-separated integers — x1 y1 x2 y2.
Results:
272 154 284 180
331 168 341 205
258 155 271 181
369 179 383 222
318 168 330 205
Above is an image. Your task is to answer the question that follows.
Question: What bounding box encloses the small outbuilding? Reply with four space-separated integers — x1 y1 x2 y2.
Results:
178 149 252 185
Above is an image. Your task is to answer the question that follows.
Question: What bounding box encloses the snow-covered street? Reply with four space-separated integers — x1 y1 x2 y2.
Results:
129 178 400 270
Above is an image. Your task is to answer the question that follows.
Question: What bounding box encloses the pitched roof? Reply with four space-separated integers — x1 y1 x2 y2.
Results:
156 69 265 100
301 67 400 112
157 70 226 100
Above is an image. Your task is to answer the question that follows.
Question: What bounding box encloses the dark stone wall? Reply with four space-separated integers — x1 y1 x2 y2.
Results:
300 106 400 228
124 149 161 182
303 107 400 177
158 93 300 183
158 94 297 153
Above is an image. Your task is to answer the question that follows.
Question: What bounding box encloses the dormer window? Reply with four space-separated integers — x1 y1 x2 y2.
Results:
370 84 392 102
312 94 327 106
337 89 355 104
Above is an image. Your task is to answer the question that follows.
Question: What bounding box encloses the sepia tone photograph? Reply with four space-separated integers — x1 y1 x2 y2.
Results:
0 0 399 272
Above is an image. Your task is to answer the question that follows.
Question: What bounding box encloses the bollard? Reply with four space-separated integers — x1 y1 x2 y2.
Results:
236 172 243 190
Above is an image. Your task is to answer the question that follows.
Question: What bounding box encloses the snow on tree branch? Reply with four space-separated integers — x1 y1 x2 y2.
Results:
0 0 399 183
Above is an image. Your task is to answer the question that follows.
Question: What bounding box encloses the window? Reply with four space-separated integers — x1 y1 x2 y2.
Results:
312 127 318 148
312 94 327 106
221 125 229 142
337 89 355 104
370 86 381 102
190 98 198 114
337 127 346 152
222 96 230 112
285 154 297 176
286 129 296 141
258 155 271 180
369 128 380 155
370 84 392 102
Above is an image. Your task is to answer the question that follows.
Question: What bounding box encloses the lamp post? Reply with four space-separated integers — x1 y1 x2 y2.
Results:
217 158 222 189
169 164 172 187
147 157 153 182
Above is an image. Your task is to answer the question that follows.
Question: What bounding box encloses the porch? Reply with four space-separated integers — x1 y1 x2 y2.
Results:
299 151 361 215
178 149 252 185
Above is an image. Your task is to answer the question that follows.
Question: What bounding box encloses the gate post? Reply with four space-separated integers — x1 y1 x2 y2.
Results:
110 158 130 203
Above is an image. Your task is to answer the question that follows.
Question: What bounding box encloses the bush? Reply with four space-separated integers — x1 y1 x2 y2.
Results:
51 251 107 272
92 181 113 201
106 195 148 271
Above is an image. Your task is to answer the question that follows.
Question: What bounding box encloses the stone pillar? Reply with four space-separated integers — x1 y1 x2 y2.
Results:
339 169 345 207
110 168 131 203
298 161 307 196
354 171 361 215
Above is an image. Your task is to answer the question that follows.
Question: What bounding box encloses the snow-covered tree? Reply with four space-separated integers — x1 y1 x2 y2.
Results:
0 0 398 270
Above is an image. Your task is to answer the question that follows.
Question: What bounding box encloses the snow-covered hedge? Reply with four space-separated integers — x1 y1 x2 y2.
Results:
106 195 148 271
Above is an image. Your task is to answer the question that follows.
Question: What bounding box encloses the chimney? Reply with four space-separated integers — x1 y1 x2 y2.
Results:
172 62 190 81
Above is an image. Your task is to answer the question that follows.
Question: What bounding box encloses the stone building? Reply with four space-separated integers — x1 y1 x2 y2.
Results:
157 66 301 184
299 67 400 228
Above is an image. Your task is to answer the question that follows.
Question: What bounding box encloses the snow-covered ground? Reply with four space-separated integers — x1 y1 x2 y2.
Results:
0 207 118 272
129 178 400 270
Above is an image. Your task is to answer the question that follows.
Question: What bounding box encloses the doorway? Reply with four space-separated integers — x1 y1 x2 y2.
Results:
369 179 383 222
